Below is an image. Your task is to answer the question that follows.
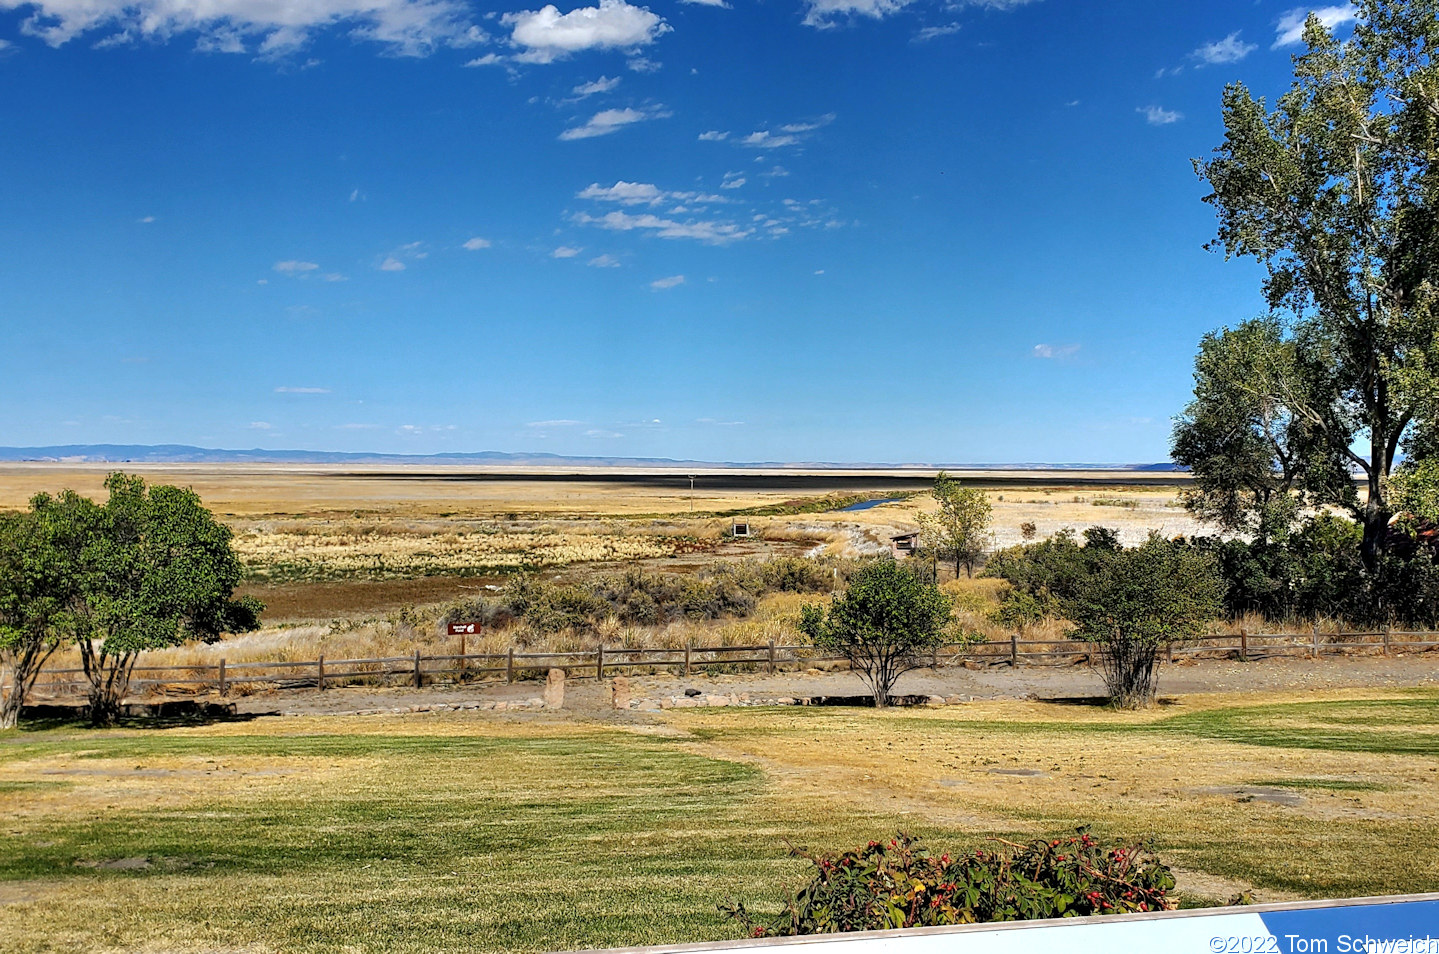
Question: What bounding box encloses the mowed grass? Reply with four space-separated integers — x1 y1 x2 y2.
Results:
2 691 1438 954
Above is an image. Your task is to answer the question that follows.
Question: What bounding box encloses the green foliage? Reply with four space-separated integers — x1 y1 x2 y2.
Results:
917 472 992 577
798 560 951 707
1185 1 1439 568
56 474 262 726
1386 459 1439 524
724 829 1175 936
986 531 1224 707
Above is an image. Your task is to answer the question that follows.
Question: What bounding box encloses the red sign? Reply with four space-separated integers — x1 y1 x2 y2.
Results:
447 621 481 636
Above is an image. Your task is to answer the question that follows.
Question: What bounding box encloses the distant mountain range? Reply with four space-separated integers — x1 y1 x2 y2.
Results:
0 444 1188 471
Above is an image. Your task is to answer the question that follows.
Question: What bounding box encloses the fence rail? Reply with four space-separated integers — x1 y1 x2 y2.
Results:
19 629 1439 700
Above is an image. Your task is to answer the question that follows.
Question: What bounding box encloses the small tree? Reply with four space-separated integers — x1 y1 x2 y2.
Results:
1061 536 1225 708
67 474 262 726
798 560 952 707
917 472 992 578
0 495 96 729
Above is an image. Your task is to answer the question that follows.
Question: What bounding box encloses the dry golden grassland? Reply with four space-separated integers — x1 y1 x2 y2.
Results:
1 463 1193 672
0 690 1435 953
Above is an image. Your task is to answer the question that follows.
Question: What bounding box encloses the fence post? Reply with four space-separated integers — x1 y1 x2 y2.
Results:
414 649 422 689
767 640 776 674
684 643 691 677
1167 641 1174 664
1239 629 1248 663
218 658 227 697
597 645 605 680
1010 632 1018 667
506 647 515 684
1313 622 1321 659
1383 625 1392 657
932 644 939 670
318 655 326 691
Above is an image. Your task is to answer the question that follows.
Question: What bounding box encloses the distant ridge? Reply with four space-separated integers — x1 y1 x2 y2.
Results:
0 444 1188 471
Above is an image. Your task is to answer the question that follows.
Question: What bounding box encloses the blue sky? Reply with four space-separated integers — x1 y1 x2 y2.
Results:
0 0 1358 463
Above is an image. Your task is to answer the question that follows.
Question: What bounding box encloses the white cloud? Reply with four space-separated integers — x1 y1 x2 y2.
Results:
559 105 666 140
527 419 583 427
650 274 685 289
377 240 427 271
572 74 620 96
738 114 833 150
1032 344 1079 359
275 386 331 393
321 272 346 281
697 129 729 141
573 209 752 244
248 421 273 429
1193 31 1255 65
273 259 320 275
802 0 910 28
585 428 623 438
720 171 745 189
626 54 658 72
5 0 483 54
138 214 156 223
379 256 406 271
741 130 799 149
463 236 492 250
504 0 668 64
348 188 362 201
587 253 621 267
552 245 583 258
577 180 664 204
464 52 505 65
1138 105 1182 125
680 0 727 6
913 22 960 41
1273 6 1355 48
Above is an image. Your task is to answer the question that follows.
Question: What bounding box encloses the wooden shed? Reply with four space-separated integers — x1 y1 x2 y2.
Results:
890 531 920 559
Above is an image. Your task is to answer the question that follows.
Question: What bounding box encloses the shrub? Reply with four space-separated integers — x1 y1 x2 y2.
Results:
724 829 1174 936
798 560 952 707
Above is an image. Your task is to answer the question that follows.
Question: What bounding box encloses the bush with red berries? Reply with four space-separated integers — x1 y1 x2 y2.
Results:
723 828 1175 936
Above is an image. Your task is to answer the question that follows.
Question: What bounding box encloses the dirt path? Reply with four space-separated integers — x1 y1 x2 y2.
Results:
230 653 1439 717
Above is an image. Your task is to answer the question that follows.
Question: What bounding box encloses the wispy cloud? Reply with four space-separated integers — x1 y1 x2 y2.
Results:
913 22 960 41
248 421 273 429
587 253 622 267
572 74 621 97
552 245 583 258
1137 105 1182 125
697 130 729 141
274 385 332 393
8 0 485 55
273 260 319 275
377 240 428 271
577 180 726 206
462 236 492 250
527 419 583 427
559 105 668 140
1032 343 1079 359
1192 31 1255 65
573 209 753 244
1273 6 1356 48
650 274 685 289
732 114 834 150
504 0 669 64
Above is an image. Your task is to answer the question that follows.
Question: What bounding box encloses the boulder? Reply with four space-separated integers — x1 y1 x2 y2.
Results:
612 676 631 710
544 668 566 709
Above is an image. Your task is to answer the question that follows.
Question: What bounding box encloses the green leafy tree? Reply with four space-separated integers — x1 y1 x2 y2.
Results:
1062 536 1225 709
1184 1 1439 569
798 559 952 708
70 474 262 726
917 472 992 578
0 493 98 729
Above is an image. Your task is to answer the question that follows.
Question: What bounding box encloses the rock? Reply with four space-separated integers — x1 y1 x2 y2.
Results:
544 668 566 709
963 661 985 671
706 695 730 707
944 695 967 705
684 687 702 697
659 699 673 709
526 697 544 708
804 668 823 675
493 702 508 711
777 697 795 705
925 695 947 707
612 676 632 710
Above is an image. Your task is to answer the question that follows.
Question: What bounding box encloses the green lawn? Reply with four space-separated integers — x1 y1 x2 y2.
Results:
1 691 1436 954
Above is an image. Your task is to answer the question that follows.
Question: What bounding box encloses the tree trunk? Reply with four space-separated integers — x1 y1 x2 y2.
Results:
1360 467 1389 572
81 646 137 728
0 644 58 731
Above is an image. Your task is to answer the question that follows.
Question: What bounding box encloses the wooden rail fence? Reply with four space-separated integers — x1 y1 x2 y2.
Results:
17 628 1439 700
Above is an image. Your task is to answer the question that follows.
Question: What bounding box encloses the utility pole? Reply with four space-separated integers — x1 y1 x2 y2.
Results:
688 474 696 513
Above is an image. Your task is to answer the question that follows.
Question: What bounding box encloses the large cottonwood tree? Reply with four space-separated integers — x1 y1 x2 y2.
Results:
1178 0 1439 568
